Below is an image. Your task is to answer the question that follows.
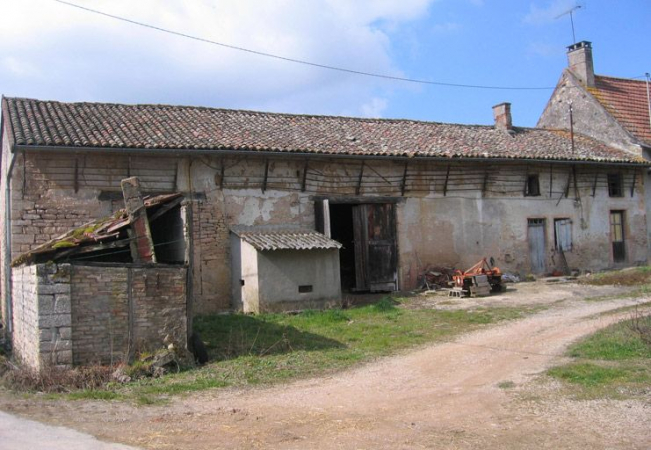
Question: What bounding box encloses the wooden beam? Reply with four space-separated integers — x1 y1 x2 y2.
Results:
630 171 637 197
356 161 365 195
74 158 79 193
592 172 598 197
148 197 184 223
443 165 450 196
219 157 225 189
262 159 269 193
564 169 571 198
400 162 408 196
482 171 489 197
549 164 553 197
572 165 579 200
301 160 308 192
121 177 156 263
54 237 131 260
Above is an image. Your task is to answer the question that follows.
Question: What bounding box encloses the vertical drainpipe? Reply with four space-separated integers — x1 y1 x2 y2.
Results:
4 148 17 335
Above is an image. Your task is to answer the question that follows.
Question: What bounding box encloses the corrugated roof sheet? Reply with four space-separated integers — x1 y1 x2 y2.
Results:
591 75 651 147
2 97 646 164
233 228 342 251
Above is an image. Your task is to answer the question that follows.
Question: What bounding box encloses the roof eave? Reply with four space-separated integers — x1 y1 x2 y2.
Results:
13 144 650 167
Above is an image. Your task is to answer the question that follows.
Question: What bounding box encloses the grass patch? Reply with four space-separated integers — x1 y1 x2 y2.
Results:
497 380 516 389
580 266 651 287
3 300 541 402
547 315 651 399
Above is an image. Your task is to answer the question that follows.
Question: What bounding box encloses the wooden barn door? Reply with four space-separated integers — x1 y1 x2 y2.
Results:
353 204 397 292
527 218 546 274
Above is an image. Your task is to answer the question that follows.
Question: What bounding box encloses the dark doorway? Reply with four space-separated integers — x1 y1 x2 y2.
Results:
610 210 626 263
330 203 357 291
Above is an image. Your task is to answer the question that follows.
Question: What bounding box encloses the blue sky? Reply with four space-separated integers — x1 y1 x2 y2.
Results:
1 0 649 127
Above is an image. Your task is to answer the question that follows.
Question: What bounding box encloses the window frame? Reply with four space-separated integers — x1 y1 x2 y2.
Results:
607 173 624 198
524 174 541 197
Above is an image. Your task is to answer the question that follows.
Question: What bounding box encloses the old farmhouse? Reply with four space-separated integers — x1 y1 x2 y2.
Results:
1 96 649 366
538 40 651 254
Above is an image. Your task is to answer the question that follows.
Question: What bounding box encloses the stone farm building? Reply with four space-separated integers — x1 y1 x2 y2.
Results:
1 96 649 334
537 41 651 252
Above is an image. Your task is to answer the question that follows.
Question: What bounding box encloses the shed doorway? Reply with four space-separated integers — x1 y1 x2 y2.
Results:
320 201 398 293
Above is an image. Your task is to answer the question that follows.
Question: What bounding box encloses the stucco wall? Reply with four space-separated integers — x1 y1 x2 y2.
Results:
256 248 341 313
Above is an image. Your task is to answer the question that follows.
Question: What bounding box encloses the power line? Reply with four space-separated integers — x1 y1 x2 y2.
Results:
53 0 556 92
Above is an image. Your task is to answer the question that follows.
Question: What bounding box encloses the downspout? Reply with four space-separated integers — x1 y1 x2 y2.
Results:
4 149 17 335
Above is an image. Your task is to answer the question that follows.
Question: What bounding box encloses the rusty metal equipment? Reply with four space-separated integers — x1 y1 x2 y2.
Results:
452 258 503 297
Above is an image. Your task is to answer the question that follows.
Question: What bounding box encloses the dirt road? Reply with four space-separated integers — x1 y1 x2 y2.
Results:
2 282 650 449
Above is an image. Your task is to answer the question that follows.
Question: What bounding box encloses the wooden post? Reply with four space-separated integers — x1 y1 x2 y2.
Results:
121 177 156 263
400 162 408 196
301 160 309 192
443 165 451 196
630 171 637 197
356 161 365 195
262 159 269 193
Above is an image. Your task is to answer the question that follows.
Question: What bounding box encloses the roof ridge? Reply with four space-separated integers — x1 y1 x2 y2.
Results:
3 96 498 129
595 74 647 84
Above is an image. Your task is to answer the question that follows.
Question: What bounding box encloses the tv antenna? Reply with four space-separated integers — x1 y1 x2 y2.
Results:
555 4 584 44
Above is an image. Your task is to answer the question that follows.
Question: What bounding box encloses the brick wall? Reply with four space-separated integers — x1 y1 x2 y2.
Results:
11 263 186 370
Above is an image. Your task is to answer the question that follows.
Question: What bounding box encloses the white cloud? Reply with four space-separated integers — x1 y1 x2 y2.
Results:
0 0 436 116
523 0 581 25
359 97 388 117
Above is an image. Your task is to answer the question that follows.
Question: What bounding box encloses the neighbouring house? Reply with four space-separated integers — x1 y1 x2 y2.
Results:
1 96 649 357
537 41 651 253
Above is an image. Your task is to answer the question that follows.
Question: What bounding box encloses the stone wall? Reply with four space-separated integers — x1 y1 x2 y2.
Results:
12 264 72 369
11 263 186 370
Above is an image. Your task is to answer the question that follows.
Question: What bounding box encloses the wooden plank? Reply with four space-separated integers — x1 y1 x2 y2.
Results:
592 173 598 197
121 177 156 263
301 160 309 192
352 205 367 290
262 159 269 193
148 197 184 223
400 162 408 196
356 161 365 195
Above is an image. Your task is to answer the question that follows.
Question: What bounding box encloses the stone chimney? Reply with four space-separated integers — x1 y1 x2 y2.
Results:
492 102 512 131
567 41 595 87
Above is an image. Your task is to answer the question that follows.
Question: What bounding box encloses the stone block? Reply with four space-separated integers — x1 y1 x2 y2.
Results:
58 327 72 340
38 284 70 295
39 328 53 342
40 314 71 328
56 350 73 365
38 295 55 314
54 295 71 314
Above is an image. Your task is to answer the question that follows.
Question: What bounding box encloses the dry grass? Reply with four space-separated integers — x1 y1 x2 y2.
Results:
579 267 651 286
1 360 114 393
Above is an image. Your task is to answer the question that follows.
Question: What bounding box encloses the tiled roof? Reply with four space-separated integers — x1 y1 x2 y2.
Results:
2 97 646 164
232 227 342 251
591 76 651 147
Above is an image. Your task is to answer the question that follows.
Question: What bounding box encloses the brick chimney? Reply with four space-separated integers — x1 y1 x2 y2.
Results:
492 102 512 131
567 41 595 87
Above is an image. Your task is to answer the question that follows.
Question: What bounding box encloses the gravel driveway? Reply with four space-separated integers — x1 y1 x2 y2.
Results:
1 281 649 449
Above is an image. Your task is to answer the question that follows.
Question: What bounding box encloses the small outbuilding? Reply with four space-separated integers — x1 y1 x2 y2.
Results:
230 227 342 313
